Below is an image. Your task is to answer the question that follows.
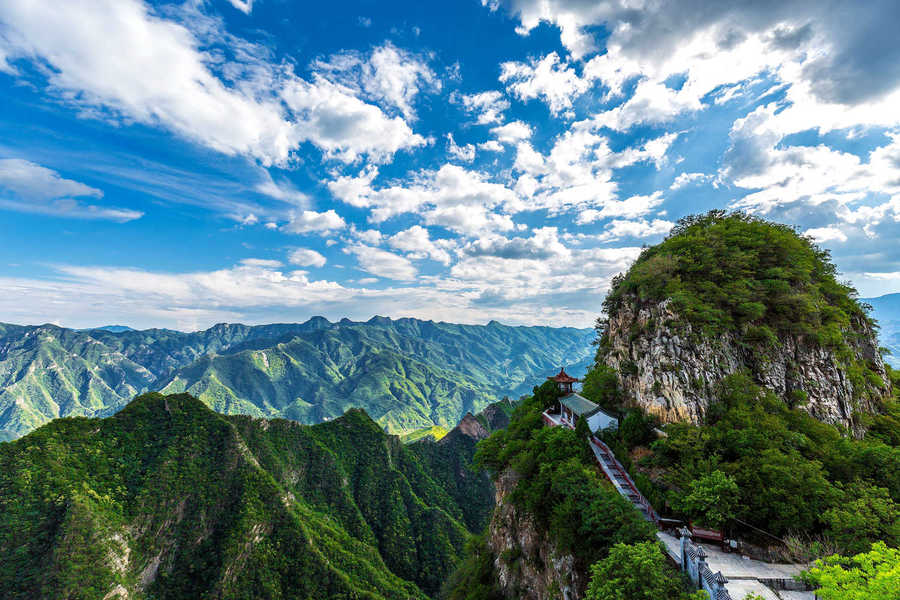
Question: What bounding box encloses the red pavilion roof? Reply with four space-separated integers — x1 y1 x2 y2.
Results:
548 367 580 384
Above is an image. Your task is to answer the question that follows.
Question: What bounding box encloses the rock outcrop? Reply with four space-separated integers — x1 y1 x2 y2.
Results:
600 296 891 432
487 470 584 600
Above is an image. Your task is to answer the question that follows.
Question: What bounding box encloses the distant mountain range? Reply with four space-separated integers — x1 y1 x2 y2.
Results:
0 317 593 440
865 293 900 368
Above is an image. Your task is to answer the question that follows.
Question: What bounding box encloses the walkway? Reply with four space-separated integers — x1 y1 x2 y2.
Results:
657 532 815 600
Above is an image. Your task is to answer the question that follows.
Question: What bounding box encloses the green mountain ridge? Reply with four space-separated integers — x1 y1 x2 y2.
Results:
0 391 498 599
0 317 593 439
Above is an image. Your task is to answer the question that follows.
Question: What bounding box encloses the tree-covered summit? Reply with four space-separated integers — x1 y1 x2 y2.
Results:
603 210 871 346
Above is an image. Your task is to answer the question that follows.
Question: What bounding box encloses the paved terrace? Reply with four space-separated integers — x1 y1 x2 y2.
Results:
657 532 815 600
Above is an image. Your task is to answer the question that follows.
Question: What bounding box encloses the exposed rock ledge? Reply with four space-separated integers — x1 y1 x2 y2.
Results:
600 297 891 433
487 470 584 600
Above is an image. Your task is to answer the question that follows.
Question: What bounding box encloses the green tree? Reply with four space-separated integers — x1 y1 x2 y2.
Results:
585 542 706 600
822 484 900 554
581 363 621 414
678 470 739 529
803 542 900 600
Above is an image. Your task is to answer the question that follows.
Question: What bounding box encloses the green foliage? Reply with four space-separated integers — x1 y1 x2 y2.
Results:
441 534 503 600
618 409 658 448
0 392 492 599
677 470 739 529
585 542 704 600
646 373 900 547
803 542 900 600
581 363 622 414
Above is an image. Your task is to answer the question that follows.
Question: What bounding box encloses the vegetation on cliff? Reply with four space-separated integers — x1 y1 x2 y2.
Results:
0 392 493 599
596 370 900 554
444 382 699 599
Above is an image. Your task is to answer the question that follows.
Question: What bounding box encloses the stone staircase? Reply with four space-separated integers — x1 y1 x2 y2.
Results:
589 436 660 525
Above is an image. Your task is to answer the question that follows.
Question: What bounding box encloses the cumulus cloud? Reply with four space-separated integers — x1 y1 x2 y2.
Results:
281 209 346 234
500 52 591 116
490 121 533 144
329 164 519 236
0 158 142 221
724 106 900 235
447 134 476 162
312 42 439 121
510 128 676 214
804 227 848 244
387 225 453 265
0 0 425 166
346 244 418 281
495 0 900 130
288 248 327 267
456 90 510 124
595 218 675 242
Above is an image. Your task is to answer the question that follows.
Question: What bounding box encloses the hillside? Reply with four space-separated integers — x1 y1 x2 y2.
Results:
598 211 891 432
0 392 497 599
0 317 593 439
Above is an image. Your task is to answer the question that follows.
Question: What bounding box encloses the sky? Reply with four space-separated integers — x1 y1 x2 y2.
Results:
1 0 900 331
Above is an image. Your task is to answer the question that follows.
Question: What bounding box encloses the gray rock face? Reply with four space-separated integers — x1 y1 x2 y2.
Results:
600 297 891 433
488 470 584 600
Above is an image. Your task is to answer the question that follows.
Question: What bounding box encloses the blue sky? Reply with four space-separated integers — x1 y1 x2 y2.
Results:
1 0 900 330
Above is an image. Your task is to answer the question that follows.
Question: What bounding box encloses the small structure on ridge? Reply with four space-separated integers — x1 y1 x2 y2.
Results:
546 367 618 433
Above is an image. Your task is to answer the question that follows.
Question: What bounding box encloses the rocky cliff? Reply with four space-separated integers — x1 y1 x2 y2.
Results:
486 470 584 600
601 296 890 431
596 212 893 434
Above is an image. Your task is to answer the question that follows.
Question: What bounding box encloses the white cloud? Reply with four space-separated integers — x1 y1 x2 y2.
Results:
724 106 900 235
387 225 453 265
670 172 715 190
312 42 439 121
576 191 665 224
510 129 676 214
281 209 346 234
329 164 520 236
240 258 282 268
595 218 675 242
288 248 327 268
497 0 900 133
346 244 418 281
0 158 142 221
447 134 476 162
804 227 848 244
254 171 308 206
0 0 425 166
500 52 590 116
226 0 253 14
490 121 533 144
282 76 427 163
478 140 504 153
456 90 510 125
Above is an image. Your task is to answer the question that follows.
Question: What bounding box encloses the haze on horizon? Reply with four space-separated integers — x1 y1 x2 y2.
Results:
2 0 900 331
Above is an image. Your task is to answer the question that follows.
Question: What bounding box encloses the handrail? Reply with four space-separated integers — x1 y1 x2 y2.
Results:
591 435 661 526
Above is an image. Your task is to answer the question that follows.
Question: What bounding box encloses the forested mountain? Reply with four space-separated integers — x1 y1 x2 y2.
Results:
0 318 592 440
0 392 500 599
